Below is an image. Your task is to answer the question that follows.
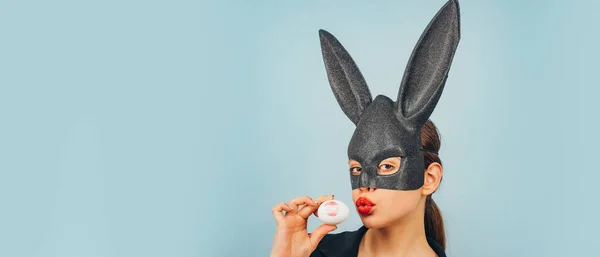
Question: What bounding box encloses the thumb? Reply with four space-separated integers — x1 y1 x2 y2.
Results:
309 224 338 247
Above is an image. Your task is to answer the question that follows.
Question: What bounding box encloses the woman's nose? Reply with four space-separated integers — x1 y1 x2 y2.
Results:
359 187 377 192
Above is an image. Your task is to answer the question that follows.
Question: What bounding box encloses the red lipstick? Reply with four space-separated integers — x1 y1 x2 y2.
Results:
355 197 376 215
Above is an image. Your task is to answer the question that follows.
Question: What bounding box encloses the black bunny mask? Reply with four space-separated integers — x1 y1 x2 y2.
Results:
319 0 461 191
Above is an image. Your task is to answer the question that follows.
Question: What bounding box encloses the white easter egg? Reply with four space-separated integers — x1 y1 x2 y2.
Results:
317 200 350 225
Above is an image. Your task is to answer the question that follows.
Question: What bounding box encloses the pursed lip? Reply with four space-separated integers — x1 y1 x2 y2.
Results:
355 197 376 207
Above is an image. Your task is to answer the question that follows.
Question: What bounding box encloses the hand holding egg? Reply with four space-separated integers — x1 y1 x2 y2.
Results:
270 195 340 257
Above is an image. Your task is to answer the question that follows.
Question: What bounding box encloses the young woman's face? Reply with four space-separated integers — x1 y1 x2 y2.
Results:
349 157 426 228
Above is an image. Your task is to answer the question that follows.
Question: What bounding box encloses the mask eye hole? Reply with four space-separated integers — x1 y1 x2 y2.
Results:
378 157 401 175
348 159 362 176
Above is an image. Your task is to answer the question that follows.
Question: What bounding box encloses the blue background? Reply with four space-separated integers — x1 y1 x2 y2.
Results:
1 0 599 256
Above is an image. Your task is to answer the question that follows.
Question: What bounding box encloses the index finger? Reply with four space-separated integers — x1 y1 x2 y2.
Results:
299 194 334 219
288 196 318 213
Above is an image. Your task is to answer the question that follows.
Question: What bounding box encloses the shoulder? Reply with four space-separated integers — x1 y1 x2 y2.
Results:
310 226 367 257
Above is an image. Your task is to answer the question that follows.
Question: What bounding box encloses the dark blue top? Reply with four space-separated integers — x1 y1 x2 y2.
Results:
310 226 446 257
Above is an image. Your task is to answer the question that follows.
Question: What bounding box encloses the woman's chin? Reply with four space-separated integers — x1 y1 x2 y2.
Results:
358 214 388 229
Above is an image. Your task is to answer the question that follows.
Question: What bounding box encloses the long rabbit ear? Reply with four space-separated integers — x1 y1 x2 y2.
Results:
396 0 460 125
319 29 372 125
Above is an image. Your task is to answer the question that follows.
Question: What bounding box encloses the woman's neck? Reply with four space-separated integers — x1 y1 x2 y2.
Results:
358 210 436 257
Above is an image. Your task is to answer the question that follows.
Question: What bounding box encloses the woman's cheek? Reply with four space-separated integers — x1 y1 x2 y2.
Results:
351 190 361 201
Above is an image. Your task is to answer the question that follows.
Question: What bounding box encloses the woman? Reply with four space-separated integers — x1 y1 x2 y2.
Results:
270 120 446 257
271 1 460 256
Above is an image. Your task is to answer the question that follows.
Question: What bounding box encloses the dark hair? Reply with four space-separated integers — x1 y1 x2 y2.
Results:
421 119 445 250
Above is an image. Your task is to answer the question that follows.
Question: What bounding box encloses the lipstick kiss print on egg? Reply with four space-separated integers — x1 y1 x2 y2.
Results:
324 201 339 216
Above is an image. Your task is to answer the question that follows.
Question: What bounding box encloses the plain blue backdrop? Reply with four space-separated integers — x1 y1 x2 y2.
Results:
1 0 599 256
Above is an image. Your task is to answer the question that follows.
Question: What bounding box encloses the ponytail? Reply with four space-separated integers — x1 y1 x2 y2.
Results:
424 195 445 250
421 119 445 250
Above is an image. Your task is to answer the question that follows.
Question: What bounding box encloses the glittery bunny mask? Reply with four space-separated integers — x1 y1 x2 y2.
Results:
319 0 461 190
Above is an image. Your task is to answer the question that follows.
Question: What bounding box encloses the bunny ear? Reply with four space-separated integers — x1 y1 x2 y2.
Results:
319 29 372 125
396 0 460 125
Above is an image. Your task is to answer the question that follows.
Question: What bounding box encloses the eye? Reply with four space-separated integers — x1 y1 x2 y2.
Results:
380 164 394 170
348 159 362 175
349 167 362 175
377 157 401 175
378 164 397 174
